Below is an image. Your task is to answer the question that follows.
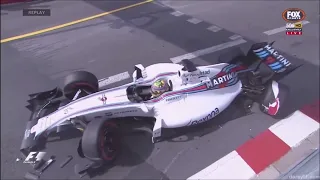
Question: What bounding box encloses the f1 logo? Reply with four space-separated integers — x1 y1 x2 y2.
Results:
23 152 46 164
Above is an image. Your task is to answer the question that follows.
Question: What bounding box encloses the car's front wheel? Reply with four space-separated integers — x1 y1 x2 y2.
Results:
81 119 121 164
63 71 99 100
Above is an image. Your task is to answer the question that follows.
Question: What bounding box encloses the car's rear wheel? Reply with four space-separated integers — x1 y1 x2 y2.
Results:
63 71 99 100
81 119 121 164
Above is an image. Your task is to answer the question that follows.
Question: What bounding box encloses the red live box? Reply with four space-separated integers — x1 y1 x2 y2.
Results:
286 31 302 35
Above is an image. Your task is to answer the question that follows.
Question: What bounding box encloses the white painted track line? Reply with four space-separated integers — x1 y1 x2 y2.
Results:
170 38 247 63
229 34 243 40
187 18 202 24
187 151 256 180
171 11 184 17
263 20 310 36
98 71 130 88
269 111 319 148
207 25 222 32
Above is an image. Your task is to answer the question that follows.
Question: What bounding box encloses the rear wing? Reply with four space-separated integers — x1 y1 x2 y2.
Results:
248 41 302 81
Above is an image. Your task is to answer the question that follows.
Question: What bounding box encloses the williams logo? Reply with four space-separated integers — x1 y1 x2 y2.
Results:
282 8 306 23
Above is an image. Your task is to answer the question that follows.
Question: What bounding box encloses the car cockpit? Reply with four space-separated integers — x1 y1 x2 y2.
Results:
126 80 173 103
127 59 203 103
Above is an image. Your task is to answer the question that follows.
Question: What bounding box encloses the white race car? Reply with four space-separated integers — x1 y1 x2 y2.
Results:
20 42 300 169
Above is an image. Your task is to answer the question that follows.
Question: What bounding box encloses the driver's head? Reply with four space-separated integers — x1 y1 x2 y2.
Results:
151 78 170 97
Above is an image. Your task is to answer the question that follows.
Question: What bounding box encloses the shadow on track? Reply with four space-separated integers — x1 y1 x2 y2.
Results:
160 97 260 143
37 125 158 179
72 131 161 179
86 130 170 179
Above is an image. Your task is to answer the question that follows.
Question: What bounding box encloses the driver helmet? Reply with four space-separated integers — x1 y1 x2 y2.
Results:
151 78 170 97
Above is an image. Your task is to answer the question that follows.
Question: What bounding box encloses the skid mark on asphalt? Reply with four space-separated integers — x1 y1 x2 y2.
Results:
154 4 246 65
107 2 248 68
8 0 248 88
0 0 154 43
113 1 246 53
169 38 247 64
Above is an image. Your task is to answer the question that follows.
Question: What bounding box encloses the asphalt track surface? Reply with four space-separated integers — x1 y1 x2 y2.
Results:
1 0 319 179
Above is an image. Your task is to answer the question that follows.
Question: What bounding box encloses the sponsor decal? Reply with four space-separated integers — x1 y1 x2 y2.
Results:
282 8 306 23
166 95 183 102
105 112 113 116
24 152 46 164
98 94 107 105
189 108 220 125
211 72 235 86
264 45 291 67
253 44 291 73
182 70 210 77
105 110 137 117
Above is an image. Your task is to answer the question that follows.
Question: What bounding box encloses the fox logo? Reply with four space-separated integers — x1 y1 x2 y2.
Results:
282 8 306 23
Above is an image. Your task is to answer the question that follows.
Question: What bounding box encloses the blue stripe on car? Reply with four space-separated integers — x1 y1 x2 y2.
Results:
270 64 283 70
259 52 270 58
269 62 281 67
225 64 238 72
256 50 268 56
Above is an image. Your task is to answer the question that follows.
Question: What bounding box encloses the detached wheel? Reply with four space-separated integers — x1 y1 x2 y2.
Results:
81 119 121 164
63 71 99 100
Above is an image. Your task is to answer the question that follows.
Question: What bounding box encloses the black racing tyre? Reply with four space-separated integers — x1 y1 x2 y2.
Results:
63 71 99 100
81 119 121 164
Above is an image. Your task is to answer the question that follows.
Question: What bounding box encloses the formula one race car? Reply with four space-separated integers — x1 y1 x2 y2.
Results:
20 42 300 168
